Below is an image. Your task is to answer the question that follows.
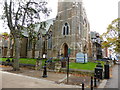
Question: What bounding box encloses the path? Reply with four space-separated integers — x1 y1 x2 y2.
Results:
1 70 81 88
104 65 119 88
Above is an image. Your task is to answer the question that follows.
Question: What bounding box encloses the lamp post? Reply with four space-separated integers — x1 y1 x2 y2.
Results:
43 32 50 59
42 60 47 78
67 48 70 83
42 32 50 78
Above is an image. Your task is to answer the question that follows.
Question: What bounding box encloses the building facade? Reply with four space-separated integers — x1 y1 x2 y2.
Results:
45 1 90 60
90 31 103 60
4 1 91 61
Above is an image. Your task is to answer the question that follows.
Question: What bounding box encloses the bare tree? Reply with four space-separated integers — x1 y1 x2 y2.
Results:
3 0 51 70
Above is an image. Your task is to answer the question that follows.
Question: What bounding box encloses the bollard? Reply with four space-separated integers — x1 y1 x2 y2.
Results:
91 76 93 90
98 74 100 82
94 76 97 87
82 82 84 90
42 62 47 78
104 63 110 79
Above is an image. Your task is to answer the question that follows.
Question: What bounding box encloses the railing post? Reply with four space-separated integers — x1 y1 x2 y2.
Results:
94 75 97 87
91 76 93 90
82 82 84 90
98 74 100 82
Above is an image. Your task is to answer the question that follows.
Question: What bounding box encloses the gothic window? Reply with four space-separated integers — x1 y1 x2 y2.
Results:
62 23 70 35
48 31 52 49
28 38 32 50
63 27 66 35
36 33 42 50
66 26 69 35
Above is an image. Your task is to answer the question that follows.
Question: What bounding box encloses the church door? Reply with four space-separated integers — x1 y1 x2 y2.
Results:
64 44 68 57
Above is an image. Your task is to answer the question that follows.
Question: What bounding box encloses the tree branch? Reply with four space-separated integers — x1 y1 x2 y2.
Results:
9 0 13 29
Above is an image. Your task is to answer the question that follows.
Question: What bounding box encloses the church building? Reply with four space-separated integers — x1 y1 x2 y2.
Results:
45 0 91 60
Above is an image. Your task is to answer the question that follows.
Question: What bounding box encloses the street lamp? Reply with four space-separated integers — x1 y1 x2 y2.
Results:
42 60 47 78
42 32 49 59
42 32 50 78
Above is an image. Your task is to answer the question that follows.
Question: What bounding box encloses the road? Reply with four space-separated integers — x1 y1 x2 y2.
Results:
0 69 81 88
104 65 119 88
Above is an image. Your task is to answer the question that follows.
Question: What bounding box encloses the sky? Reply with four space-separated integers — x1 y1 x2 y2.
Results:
83 0 119 35
0 0 119 35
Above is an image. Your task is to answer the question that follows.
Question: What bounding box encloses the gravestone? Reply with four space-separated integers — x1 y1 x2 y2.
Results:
76 52 88 63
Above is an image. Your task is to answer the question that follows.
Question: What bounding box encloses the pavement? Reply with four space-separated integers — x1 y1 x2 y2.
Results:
0 65 87 88
98 64 119 89
1 70 82 88
1 64 119 89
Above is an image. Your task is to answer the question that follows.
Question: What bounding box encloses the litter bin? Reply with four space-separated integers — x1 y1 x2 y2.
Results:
95 63 103 79
96 62 103 68
95 67 103 79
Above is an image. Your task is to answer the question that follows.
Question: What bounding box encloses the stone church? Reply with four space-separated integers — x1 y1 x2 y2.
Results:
43 0 91 60
5 0 92 61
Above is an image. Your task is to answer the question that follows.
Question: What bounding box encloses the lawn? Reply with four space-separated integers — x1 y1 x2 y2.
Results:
0 58 105 71
69 61 105 71
0 58 46 65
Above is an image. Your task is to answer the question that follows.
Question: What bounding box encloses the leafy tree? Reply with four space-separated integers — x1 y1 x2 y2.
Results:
2 0 51 70
1 32 9 40
101 18 120 53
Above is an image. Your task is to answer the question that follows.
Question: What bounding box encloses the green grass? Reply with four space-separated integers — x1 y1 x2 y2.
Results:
19 58 36 65
0 58 7 61
69 61 105 71
0 58 46 65
0 58 105 71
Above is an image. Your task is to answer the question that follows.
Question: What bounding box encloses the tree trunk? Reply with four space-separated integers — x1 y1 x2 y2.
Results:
12 37 20 71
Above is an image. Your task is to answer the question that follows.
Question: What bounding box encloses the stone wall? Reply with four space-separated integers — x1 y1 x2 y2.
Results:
27 50 32 58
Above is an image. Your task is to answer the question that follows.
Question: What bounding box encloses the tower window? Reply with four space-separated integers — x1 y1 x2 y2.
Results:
66 26 69 35
62 23 70 35
63 27 66 35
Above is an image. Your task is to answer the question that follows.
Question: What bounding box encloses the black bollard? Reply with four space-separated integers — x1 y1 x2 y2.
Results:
94 76 97 87
42 62 47 78
91 76 93 90
98 74 100 82
104 63 110 79
82 82 84 90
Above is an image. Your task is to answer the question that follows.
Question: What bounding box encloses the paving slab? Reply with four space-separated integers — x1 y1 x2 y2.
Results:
1 70 81 88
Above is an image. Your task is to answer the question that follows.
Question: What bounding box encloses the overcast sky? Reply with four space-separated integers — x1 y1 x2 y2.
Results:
0 0 119 35
83 0 119 35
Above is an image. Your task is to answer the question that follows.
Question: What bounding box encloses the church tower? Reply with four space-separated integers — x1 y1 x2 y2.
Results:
49 0 90 60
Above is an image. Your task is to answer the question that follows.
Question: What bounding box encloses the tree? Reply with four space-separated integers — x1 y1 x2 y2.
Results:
2 0 51 70
101 18 120 53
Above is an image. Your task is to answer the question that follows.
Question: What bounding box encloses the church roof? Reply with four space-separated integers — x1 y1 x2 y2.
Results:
22 18 55 37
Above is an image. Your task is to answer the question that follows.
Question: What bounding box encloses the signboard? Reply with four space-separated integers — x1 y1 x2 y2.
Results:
68 48 71 55
76 52 88 63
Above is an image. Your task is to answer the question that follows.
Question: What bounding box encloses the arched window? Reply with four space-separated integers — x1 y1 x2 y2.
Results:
62 23 70 35
36 33 42 50
48 31 52 49
63 27 66 35
66 26 69 35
